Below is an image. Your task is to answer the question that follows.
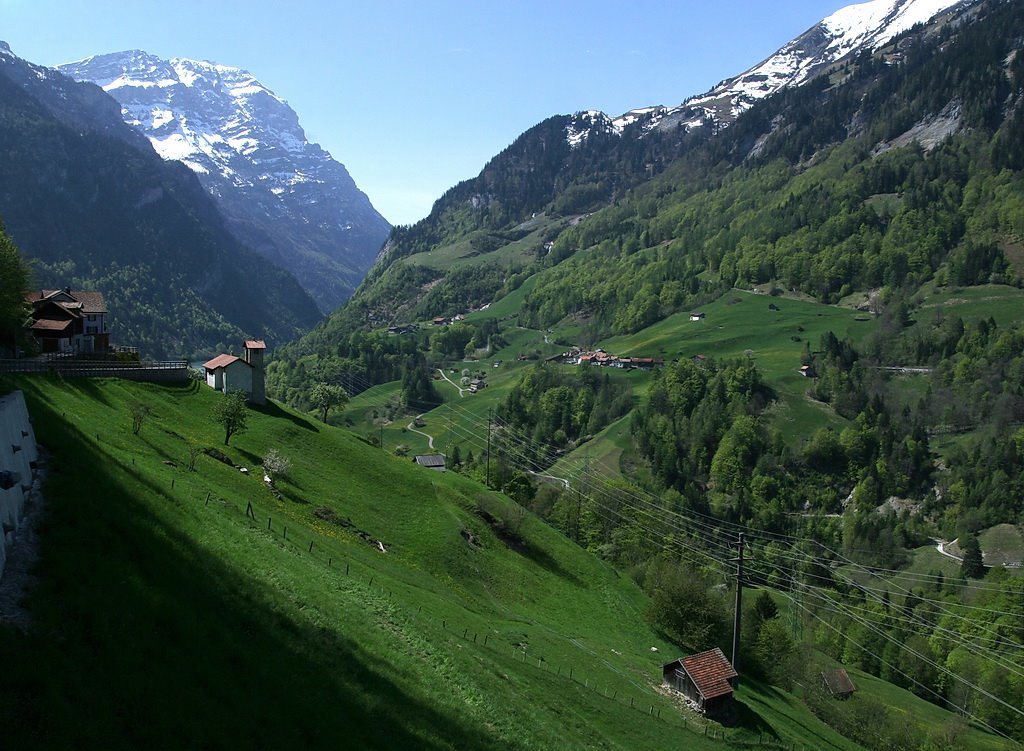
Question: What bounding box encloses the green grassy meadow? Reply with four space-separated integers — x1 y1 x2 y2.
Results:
914 284 1024 327
600 290 877 440
1 377 1015 749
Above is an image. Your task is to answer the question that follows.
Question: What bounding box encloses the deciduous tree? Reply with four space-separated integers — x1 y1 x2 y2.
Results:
311 382 348 423
213 390 248 446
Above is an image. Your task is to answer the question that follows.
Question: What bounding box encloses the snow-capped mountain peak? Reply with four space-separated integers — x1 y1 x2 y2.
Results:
60 51 305 183
58 50 390 312
564 0 973 148
667 0 973 129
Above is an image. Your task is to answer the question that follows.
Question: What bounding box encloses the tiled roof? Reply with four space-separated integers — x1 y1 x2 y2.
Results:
30 318 73 332
244 340 266 349
73 291 107 314
24 289 107 314
679 648 737 700
203 354 247 370
414 455 447 468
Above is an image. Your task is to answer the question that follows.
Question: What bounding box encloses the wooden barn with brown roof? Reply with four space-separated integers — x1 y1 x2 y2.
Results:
663 647 737 716
820 668 857 700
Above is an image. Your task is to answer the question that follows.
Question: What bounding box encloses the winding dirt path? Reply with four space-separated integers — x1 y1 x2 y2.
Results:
436 368 468 397
935 539 962 562
406 414 436 450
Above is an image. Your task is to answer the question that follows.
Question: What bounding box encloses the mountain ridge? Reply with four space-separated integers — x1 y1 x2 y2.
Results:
0 41 322 358
58 50 392 313
571 0 974 146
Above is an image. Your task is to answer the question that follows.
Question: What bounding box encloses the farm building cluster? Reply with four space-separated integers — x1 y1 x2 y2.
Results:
548 348 664 370
388 305 493 334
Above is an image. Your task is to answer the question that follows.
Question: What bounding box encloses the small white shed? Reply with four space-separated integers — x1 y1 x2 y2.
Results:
203 354 253 396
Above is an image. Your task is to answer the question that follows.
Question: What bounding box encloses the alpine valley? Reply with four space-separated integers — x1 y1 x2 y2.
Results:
58 51 391 313
1 1 1023 750
268 0 1024 743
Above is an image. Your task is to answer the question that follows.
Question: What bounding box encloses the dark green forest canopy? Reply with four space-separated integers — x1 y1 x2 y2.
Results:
0 223 31 350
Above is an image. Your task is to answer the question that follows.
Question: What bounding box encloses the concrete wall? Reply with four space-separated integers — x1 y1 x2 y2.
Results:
223 360 253 398
0 390 37 580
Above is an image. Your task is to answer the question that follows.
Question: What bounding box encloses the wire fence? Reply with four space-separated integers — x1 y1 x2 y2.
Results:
147 458 824 751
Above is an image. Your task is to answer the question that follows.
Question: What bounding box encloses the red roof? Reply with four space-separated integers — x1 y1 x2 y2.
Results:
203 354 248 370
678 648 737 700
244 340 266 349
30 318 73 332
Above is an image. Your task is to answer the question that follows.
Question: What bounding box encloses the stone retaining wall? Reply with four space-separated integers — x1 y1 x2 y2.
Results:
0 391 38 579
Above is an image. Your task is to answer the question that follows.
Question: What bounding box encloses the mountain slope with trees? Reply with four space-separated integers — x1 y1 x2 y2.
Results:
270 0 1023 398
263 4 1024 742
0 42 322 359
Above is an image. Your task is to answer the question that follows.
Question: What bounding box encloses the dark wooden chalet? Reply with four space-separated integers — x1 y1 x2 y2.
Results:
23 288 109 354
820 668 857 700
663 647 737 716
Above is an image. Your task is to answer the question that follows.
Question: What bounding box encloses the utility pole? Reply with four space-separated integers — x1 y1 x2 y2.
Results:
575 488 582 543
575 457 589 544
485 407 492 488
379 423 384 451
731 532 746 690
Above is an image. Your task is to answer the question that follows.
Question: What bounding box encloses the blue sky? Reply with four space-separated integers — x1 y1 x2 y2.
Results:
3 0 850 225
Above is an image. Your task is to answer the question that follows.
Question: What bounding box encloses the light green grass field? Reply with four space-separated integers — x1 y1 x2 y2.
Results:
599 290 875 440
979 524 1024 567
915 284 1024 327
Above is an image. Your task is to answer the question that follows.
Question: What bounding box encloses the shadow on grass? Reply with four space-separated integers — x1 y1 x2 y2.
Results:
13 373 116 408
733 695 778 738
518 538 583 586
254 399 320 433
0 393 521 751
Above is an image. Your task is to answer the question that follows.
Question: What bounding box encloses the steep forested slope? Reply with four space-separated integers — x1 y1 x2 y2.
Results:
270 0 1024 401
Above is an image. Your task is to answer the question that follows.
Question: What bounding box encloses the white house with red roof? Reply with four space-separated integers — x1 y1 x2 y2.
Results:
202 339 266 405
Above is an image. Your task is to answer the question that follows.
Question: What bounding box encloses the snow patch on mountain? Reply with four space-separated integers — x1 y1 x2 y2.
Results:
57 49 391 312
565 0 971 148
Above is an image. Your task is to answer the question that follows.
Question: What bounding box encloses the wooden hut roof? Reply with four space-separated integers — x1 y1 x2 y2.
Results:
821 669 857 696
676 647 737 700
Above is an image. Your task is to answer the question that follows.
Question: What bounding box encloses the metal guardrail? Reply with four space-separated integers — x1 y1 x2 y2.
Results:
0 358 188 372
0 359 190 382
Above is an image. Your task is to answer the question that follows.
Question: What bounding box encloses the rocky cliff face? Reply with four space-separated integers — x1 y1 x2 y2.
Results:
59 51 391 312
